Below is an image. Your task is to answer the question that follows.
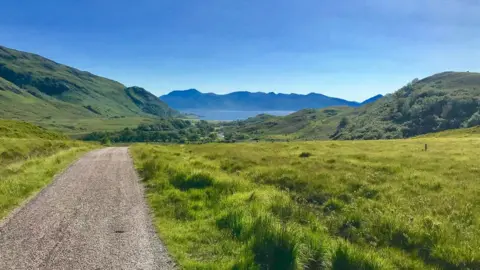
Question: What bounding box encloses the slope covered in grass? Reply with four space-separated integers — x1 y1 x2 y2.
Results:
132 134 480 269
222 107 355 140
416 126 480 138
334 72 480 139
0 120 96 219
0 119 67 139
0 45 177 133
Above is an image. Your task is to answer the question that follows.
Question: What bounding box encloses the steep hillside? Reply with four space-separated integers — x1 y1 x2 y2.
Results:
0 45 177 132
222 106 355 140
160 89 381 111
333 72 480 140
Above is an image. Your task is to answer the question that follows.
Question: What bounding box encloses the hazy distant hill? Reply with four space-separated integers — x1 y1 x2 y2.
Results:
0 45 177 131
333 72 480 139
160 89 381 111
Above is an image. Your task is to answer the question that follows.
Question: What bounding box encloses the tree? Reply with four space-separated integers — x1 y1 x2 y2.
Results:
208 132 218 141
465 111 480 127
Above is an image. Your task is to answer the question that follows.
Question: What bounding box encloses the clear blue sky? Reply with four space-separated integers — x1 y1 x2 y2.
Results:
1 0 479 101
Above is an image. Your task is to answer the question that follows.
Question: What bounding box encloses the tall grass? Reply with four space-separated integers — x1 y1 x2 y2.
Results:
131 135 480 269
0 138 96 219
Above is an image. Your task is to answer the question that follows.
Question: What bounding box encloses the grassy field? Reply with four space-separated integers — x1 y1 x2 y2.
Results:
131 133 480 269
0 120 97 219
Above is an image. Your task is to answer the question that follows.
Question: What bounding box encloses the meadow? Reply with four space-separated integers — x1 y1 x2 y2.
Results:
131 134 480 269
0 120 97 219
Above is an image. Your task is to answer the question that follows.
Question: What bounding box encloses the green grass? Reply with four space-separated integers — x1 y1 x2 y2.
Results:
1 45 178 134
0 120 97 219
334 72 480 140
416 126 480 138
222 107 355 140
0 138 97 219
0 119 67 139
131 132 480 269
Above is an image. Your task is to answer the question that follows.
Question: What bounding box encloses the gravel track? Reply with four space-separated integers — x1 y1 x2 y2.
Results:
0 147 175 270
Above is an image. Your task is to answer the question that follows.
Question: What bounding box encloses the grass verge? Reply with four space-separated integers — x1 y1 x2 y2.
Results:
0 138 97 219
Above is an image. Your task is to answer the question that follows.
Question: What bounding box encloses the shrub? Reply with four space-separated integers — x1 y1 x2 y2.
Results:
100 136 111 145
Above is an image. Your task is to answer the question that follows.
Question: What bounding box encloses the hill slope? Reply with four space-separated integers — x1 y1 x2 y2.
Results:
160 89 381 111
222 106 355 140
333 72 480 140
0 45 177 131
0 119 67 140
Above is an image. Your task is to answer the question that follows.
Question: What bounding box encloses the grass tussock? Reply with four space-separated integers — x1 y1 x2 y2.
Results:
131 135 480 269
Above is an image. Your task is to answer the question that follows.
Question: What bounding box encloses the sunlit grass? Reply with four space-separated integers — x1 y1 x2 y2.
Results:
0 138 96 219
131 132 480 269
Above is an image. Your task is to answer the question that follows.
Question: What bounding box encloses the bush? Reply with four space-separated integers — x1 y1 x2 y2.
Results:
100 137 111 146
465 111 480 127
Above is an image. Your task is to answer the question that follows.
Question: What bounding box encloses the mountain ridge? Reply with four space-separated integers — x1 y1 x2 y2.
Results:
0 45 178 133
160 89 382 111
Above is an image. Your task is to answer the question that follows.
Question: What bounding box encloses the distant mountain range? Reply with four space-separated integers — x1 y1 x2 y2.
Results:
160 89 383 111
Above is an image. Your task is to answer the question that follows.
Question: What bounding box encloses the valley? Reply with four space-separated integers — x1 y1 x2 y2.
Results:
1 45 480 270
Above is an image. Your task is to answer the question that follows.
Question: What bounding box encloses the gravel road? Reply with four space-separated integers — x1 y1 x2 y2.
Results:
0 147 175 270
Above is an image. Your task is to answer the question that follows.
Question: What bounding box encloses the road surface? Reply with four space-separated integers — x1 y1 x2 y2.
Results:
0 147 175 270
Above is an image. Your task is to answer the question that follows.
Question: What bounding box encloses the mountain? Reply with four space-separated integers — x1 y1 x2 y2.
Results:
221 72 480 141
160 89 381 111
332 72 480 140
221 106 355 140
0 45 177 132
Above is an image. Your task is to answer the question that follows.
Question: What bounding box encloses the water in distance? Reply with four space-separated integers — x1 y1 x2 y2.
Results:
181 109 294 121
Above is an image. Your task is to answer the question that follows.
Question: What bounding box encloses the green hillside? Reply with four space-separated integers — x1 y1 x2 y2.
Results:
416 125 480 138
0 45 177 133
0 119 67 140
222 107 355 140
223 72 480 141
333 72 480 139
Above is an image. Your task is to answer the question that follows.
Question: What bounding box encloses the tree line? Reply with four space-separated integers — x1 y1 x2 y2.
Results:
82 119 218 144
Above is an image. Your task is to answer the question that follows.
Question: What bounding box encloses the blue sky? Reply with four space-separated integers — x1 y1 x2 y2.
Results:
1 0 479 101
